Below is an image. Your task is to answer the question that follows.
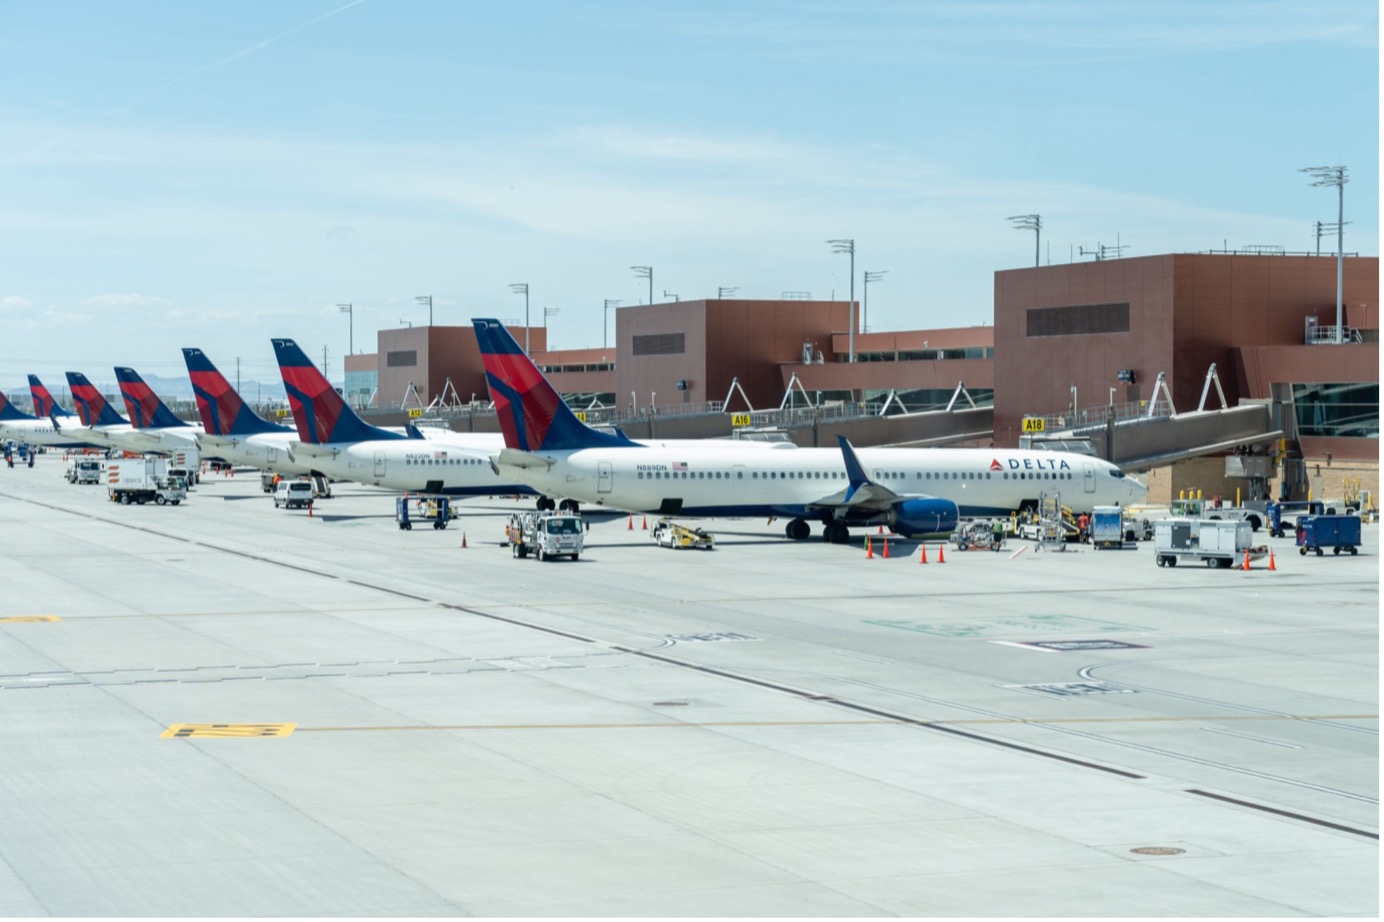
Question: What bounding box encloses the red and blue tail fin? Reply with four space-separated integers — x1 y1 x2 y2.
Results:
0 388 37 421
472 318 634 451
64 372 128 427
182 348 287 436
114 367 189 429
272 338 403 444
28 375 72 418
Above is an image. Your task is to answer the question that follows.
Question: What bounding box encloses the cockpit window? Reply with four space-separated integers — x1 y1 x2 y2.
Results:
1109 469 1125 479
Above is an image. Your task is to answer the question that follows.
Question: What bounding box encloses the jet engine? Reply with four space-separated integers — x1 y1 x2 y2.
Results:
886 498 959 536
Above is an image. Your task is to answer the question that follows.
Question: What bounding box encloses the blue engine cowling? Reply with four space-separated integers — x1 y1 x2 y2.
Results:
887 498 959 536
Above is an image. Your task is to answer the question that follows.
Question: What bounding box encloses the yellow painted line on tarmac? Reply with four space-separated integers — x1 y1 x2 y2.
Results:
161 723 296 739
0 615 61 623
294 713 1377 734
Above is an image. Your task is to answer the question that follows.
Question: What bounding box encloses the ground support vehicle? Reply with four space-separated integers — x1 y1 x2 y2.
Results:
1170 497 1263 531
1154 519 1264 569
261 471 278 493
1266 500 1325 538
396 495 450 530
168 448 199 486
106 458 186 506
950 519 1005 551
273 480 313 509
652 518 715 549
66 458 103 484
1295 514 1361 556
1090 505 1137 549
507 510 584 561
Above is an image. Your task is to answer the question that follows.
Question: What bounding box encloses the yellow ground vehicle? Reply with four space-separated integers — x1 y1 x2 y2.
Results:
651 518 715 550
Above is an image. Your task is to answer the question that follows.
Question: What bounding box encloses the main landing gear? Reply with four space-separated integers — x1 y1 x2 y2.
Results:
785 517 850 543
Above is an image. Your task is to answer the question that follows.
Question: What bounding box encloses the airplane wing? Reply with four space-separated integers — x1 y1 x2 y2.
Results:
286 442 341 461
196 433 241 452
492 447 556 477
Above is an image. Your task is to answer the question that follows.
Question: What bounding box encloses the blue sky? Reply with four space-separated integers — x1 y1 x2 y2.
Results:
0 1 1376 390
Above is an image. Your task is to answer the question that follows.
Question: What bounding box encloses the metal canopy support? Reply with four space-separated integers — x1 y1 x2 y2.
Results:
945 381 977 412
876 389 902 416
400 381 425 411
1146 372 1176 418
1196 363 1229 412
779 372 815 411
721 376 755 413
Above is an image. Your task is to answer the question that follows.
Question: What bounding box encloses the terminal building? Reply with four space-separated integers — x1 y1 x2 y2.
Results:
342 250 1377 502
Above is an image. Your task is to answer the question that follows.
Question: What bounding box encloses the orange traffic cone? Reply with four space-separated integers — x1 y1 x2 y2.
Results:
308 501 313 518
937 543 946 563
627 514 633 530
1268 547 1276 571
461 532 468 549
877 524 884 535
642 516 648 530
882 537 890 558
1242 548 1251 570
866 536 873 559
919 543 928 564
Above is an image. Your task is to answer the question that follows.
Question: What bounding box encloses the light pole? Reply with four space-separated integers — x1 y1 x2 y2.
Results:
827 239 856 362
510 283 530 352
337 303 353 354
631 266 652 305
862 270 887 334
663 290 679 302
1301 165 1348 343
717 286 738 298
399 319 413 328
1007 214 1042 267
603 299 620 349
415 294 432 327
543 306 560 334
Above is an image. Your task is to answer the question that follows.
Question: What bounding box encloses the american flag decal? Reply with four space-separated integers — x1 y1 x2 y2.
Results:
672 461 688 472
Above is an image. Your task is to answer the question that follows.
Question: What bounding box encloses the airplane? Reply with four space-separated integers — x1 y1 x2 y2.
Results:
472 317 1149 542
58 371 153 454
114 366 203 453
271 336 534 497
0 382 99 449
183 347 313 474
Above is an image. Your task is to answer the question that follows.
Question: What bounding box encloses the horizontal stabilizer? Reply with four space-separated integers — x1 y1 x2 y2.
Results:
495 447 556 471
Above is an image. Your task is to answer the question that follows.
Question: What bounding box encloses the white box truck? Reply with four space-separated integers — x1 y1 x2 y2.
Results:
106 458 187 506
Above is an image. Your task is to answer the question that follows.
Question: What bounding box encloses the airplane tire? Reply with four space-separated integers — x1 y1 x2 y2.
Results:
786 518 810 541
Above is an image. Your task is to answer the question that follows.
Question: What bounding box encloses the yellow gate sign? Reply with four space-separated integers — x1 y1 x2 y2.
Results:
407 408 423 418
731 414 753 427
1022 417 1046 433
574 411 586 422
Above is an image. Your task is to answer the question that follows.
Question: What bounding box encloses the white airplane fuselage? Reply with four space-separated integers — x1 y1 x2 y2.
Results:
496 444 1147 520
0 417 98 448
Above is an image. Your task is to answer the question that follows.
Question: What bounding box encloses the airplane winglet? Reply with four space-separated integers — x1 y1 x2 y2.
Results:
836 435 872 501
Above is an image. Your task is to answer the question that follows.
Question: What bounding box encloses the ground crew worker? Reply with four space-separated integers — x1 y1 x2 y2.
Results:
991 518 1004 551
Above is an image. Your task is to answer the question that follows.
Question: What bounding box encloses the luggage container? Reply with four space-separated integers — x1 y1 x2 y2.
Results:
1295 514 1361 557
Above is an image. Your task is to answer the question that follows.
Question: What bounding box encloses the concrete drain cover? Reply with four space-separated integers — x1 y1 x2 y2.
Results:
1130 847 1186 856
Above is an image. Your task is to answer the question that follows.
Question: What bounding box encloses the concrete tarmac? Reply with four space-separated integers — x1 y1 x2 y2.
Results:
0 453 1377 916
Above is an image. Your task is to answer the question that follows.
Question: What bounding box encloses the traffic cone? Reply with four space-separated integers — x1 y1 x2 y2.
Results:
919 543 928 564
878 524 884 535
308 501 313 518
1242 548 1251 571
642 516 648 530
866 536 873 559
461 532 468 549
937 543 946 563
627 513 633 530
883 537 890 558
1268 547 1276 571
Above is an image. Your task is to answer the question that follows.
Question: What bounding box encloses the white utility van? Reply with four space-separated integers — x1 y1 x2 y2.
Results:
273 480 314 509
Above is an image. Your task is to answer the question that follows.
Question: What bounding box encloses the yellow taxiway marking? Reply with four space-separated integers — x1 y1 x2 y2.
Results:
294 714 1376 733
0 615 61 623
161 723 296 739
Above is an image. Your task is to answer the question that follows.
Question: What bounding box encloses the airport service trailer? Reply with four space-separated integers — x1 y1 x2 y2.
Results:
1153 519 1260 569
